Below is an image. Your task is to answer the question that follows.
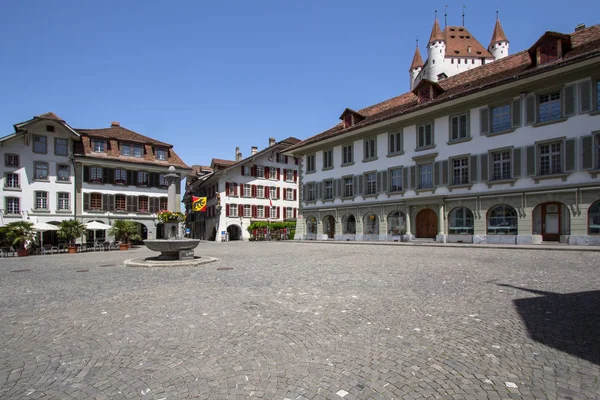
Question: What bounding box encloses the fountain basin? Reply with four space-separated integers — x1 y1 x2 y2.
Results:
144 239 201 260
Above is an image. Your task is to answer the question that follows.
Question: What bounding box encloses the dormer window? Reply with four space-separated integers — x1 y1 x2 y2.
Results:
530 33 572 67
156 148 167 161
343 114 353 128
121 143 143 158
419 86 431 102
539 40 559 64
46 125 55 132
339 108 365 129
92 139 106 153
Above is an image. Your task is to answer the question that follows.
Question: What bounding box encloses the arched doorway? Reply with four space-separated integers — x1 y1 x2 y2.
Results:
342 214 356 235
323 215 335 239
387 211 406 235
363 213 379 235
532 202 570 241
227 224 241 241
416 209 437 238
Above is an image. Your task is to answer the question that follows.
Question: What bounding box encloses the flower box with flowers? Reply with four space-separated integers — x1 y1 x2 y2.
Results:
157 210 185 224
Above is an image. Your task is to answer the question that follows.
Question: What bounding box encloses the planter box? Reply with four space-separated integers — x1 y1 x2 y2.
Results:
17 249 29 257
119 243 130 251
68 246 77 254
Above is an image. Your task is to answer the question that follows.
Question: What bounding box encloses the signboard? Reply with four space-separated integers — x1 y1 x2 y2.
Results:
179 249 194 260
185 228 191 235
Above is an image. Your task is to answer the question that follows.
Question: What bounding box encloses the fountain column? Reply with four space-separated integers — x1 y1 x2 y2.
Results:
164 166 181 240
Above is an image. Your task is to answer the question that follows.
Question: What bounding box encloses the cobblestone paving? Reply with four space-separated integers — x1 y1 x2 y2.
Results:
1 243 599 400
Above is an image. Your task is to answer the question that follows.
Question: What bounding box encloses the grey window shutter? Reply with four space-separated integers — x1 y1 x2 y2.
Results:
403 167 409 191
83 166 89 182
434 161 441 187
102 194 109 211
512 98 521 127
318 182 323 199
336 178 342 198
302 184 307 201
564 85 576 117
357 175 363 195
581 135 594 170
470 155 478 183
479 108 489 135
108 194 115 212
565 138 576 172
400 132 404 152
513 148 522 178
381 170 387 192
526 94 536 125
442 160 449 186
526 145 536 176
83 193 90 211
480 154 489 182
579 81 592 113
353 175 359 196
376 171 382 192
410 166 416 190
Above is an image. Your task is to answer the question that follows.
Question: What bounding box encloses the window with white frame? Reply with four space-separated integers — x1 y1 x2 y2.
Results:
270 206 277 219
269 167 277 179
243 204 251 217
57 165 70 182
389 168 402 192
269 186 277 199
363 138 376 161
243 184 251 197
55 138 68 156
491 104 511 133
491 150 512 180
5 173 19 188
35 191 48 210
307 183 316 201
342 144 353 165
115 169 127 184
5 197 20 214
306 155 315 172
257 205 264 218
323 149 333 169
92 139 106 153
5 154 19 167
256 185 264 198
228 183 236 196
35 162 49 180
229 203 238 217
133 144 143 157
365 172 377 195
389 132 402 155
344 176 354 197
155 148 167 160
57 192 70 211
452 157 469 185
33 135 47 153
242 166 251 176
538 91 561 123
137 171 149 186
539 142 562 175
487 205 518 235
448 207 474 234
285 169 294 181
286 207 293 219
417 123 434 149
256 165 265 178
159 197 167 210
286 188 293 200
450 114 469 141
90 166 103 183
277 153 286 163
324 180 333 200
419 163 433 189
159 174 168 187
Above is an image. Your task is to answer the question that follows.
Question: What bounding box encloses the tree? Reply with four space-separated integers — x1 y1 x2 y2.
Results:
109 220 141 244
57 219 87 246
1 221 35 249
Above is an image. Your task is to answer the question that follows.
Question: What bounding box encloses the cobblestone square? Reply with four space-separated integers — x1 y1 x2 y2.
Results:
1 243 599 399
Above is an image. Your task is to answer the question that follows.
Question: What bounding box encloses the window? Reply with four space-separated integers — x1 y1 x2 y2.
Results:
5 197 20 215
269 186 277 199
156 148 167 160
256 185 264 198
121 144 131 156
257 206 264 218
34 162 49 180
57 193 70 211
285 169 294 181
419 163 433 189
138 196 149 213
417 123 434 149
487 205 518 235
365 172 377 195
256 165 265 178
243 184 251 197
46 125 55 132
306 155 316 172
5 173 19 188
33 135 47 153
363 213 379 234
5 154 19 167
115 194 126 211
389 168 403 192
307 183 316 202
387 211 406 235
228 183 236 196
597 132 600 169
159 197 167 211
159 174 168 187
538 91 561 123
114 169 127 185
55 164 70 182
344 177 354 197
450 114 469 141
491 150 512 181
90 193 102 210
448 207 474 234
270 206 277 219
35 191 48 210
389 132 403 155
491 104 511 133
54 138 68 156
342 144 354 165
342 214 356 234
137 171 149 186
92 139 106 153
227 203 237 217
363 138 376 160
323 150 333 169
324 180 333 200
133 144 143 158
243 204 252 217
306 216 317 234
242 166 251 176
539 142 562 175
589 200 600 234
90 166 103 183
452 157 469 185
269 167 277 179
277 153 286 163
286 188 293 200
286 207 294 219
596 81 600 111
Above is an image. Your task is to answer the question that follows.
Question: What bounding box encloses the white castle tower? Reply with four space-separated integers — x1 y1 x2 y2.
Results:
409 41 424 90
488 18 509 60
426 17 446 81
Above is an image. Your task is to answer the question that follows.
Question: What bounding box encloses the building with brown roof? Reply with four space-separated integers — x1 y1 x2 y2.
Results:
285 23 600 246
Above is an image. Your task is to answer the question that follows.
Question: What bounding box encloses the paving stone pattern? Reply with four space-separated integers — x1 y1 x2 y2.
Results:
1 243 599 400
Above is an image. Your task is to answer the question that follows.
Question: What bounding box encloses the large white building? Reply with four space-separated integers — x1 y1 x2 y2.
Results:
287 23 600 246
185 137 300 241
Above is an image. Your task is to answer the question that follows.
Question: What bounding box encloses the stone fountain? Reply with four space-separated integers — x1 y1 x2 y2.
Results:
125 166 217 267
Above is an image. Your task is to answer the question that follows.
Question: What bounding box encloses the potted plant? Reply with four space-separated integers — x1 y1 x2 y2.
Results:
57 219 87 254
109 220 141 250
1 221 35 256
156 210 185 223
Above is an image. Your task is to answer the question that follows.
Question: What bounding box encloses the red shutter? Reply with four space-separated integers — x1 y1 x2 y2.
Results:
234 183 238 196
278 206 281 219
293 189 297 201
285 156 289 163
282 169 286 180
241 166 245 175
293 208 297 218
252 185 257 198
252 205 257 218
239 204 243 216
226 182 230 194
278 187 281 199
265 168 270 179
251 166 256 177
277 168 281 180
265 186 270 198
293 170 297 183
226 204 230 217
265 206 270 218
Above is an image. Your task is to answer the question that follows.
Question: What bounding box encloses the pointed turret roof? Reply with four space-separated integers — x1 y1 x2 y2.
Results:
489 18 509 47
429 18 444 44
410 46 424 70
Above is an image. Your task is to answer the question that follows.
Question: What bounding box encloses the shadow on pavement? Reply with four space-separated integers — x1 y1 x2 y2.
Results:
496 283 600 365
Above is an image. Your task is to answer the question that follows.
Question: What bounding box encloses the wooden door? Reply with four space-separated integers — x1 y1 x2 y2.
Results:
542 203 561 241
416 209 438 238
327 216 335 239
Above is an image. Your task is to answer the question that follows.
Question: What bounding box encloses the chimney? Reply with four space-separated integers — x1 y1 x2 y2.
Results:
111 121 120 127
235 147 242 162
269 137 276 147
575 23 586 32
251 146 258 156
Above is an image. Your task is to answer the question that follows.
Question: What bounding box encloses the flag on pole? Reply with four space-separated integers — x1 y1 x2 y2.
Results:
192 196 207 212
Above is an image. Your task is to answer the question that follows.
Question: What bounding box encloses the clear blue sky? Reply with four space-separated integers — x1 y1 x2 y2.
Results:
1 0 598 169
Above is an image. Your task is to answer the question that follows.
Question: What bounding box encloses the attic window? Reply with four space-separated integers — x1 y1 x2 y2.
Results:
343 114 353 128
538 39 560 64
460 36 465 39
459 28 464 32
437 73 448 80
450 28 455 31
466 35 471 39
46 125 55 132
476 51 482 55
454 50 460 54
451 35 456 38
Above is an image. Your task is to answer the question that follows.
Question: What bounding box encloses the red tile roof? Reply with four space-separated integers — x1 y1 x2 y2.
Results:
444 26 493 58
287 24 600 153
410 46 424 70
489 19 509 47
429 18 444 43
76 125 171 147
211 158 236 167
36 112 64 121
